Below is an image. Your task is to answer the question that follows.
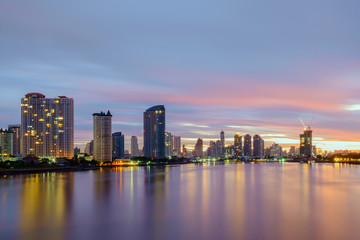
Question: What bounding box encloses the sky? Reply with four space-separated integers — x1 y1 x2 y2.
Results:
1 0 360 152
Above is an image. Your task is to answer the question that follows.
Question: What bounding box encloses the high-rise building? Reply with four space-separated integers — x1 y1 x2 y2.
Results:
234 133 243 157
21 93 74 159
131 136 139 158
112 132 125 159
300 128 313 157
244 134 252 156
270 143 282 158
253 134 263 157
8 125 21 155
93 111 112 161
143 105 165 159
84 140 94 155
173 136 181 157
0 128 13 157
220 130 225 152
194 138 203 158
289 146 296 155
165 132 173 158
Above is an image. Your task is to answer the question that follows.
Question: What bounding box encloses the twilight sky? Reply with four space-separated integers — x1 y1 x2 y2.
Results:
1 0 360 152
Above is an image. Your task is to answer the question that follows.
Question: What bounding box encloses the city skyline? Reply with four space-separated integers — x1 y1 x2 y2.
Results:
1 1 360 152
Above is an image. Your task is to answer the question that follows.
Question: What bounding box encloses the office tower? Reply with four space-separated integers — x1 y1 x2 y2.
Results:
300 128 313 157
165 132 173 158
215 140 222 158
220 130 225 151
194 138 203 158
243 134 252 156
0 128 14 157
131 136 139 157
207 141 216 157
270 143 282 158
112 132 125 159
93 111 112 161
8 125 21 155
21 93 74 159
173 136 181 157
234 133 243 157
253 134 262 157
260 138 265 156
143 105 165 159
84 140 94 155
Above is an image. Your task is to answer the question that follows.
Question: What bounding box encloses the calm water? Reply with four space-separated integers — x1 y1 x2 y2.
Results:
1 162 360 240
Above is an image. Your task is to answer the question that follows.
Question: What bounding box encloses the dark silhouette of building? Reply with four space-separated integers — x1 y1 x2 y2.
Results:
253 134 263 157
143 105 166 159
244 134 252 156
194 138 203 158
112 132 125 159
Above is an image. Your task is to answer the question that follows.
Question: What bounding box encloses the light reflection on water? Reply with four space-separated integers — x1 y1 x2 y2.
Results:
1 163 360 240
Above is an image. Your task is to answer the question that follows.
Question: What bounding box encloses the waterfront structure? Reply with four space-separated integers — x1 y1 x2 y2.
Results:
93 111 112 161
194 138 203 158
143 105 166 159
234 133 243 157
21 93 74 159
8 125 20 155
270 143 282 158
131 136 139 157
253 134 263 157
244 134 252 156
290 146 296 155
74 147 80 157
173 136 181 157
300 128 313 157
0 128 13 157
165 132 173 158
112 132 125 159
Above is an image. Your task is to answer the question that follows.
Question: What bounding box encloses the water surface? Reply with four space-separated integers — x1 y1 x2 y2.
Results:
1 163 360 240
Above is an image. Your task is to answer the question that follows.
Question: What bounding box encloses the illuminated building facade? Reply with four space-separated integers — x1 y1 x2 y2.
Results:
131 136 139 157
244 134 252 156
165 131 173 158
234 133 243 157
143 105 165 159
93 111 112 162
253 134 264 157
21 93 74 159
8 124 21 155
0 128 14 157
112 132 125 159
270 143 282 158
300 128 313 157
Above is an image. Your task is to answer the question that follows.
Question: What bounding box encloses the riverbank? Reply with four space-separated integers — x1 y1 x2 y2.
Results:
0 166 100 175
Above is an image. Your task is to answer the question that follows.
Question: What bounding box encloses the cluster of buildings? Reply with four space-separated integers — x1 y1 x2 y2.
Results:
0 92 314 162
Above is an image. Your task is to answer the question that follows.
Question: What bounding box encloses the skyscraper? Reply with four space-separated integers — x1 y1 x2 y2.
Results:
112 132 125 159
21 93 74 159
0 128 13 157
253 134 263 157
173 136 181 157
300 128 313 157
143 105 165 159
93 111 112 162
244 134 252 156
131 136 139 157
194 138 203 158
220 130 225 150
234 133 243 157
165 131 173 158
8 125 20 155
84 140 94 155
